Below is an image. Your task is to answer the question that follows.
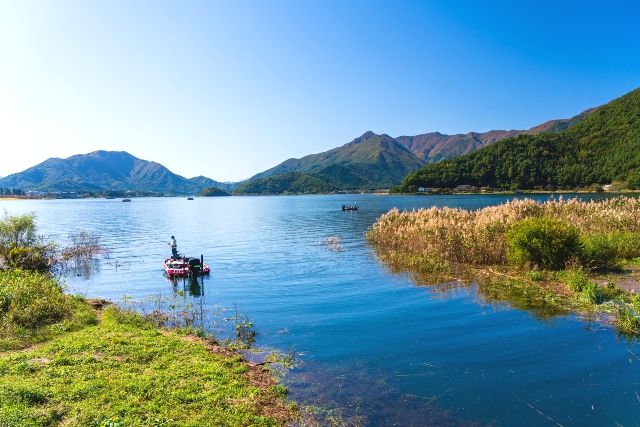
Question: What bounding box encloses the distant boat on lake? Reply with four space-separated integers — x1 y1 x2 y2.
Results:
187 197 194 200
122 198 132 202
341 204 358 211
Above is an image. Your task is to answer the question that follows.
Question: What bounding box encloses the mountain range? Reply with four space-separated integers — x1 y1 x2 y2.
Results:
0 90 621 195
233 106 593 194
0 151 234 194
394 107 594 163
400 88 640 191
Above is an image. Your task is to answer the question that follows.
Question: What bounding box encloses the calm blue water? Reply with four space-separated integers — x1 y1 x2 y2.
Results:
2 194 639 426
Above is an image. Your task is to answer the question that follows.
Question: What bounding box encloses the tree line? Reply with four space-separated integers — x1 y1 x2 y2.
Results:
398 87 640 192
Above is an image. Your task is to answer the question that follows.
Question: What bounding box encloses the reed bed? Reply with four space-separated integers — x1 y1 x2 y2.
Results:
366 197 640 267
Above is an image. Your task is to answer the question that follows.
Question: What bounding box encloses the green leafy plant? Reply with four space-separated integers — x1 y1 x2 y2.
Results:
5 245 53 272
506 218 581 270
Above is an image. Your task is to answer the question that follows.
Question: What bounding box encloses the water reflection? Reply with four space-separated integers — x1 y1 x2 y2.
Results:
371 245 575 321
167 274 206 297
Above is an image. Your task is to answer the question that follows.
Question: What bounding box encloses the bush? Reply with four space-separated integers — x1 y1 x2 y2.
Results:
0 213 37 251
612 232 640 260
581 282 604 304
557 268 591 292
580 234 619 270
506 218 581 270
5 246 52 272
0 270 69 331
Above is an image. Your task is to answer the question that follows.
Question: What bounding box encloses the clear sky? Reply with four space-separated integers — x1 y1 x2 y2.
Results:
0 0 638 182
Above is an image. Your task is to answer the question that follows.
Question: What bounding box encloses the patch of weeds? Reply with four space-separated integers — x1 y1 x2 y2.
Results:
270 384 288 398
617 306 640 335
266 347 297 369
528 270 544 281
557 268 591 292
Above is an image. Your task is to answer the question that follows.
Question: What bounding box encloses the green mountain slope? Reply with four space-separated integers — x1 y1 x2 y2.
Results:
395 108 592 163
234 172 340 195
399 88 640 191
0 151 228 195
188 176 237 192
244 132 426 192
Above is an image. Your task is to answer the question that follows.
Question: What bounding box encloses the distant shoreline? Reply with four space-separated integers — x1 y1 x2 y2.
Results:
3 190 640 200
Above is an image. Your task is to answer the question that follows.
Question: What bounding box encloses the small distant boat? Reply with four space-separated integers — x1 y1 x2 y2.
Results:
163 257 210 277
341 204 358 211
122 198 132 202
187 197 194 200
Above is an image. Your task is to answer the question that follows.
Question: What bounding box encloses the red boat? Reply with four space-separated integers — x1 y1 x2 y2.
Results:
163 257 210 277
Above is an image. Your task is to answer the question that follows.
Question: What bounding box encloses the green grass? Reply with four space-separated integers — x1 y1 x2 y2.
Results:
0 269 98 351
0 269 292 426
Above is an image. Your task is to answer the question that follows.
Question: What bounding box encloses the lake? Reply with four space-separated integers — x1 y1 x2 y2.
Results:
2 194 639 426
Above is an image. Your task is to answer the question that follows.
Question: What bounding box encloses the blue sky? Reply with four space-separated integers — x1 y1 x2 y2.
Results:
0 0 638 181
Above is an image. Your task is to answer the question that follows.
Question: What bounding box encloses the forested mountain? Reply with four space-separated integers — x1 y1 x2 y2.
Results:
0 151 228 195
399 88 640 191
188 176 237 192
239 107 595 194
239 132 426 193
394 108 592 163
0 92 611 196
234 172 340 195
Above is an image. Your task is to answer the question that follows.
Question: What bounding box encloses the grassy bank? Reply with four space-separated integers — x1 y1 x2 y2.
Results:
367 197 640 335
0 269 293 426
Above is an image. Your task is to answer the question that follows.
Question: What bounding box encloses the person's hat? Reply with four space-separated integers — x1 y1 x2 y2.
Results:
171 235 174 238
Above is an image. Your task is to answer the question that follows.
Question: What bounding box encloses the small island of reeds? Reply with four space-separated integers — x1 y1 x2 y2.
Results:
366 197 640 335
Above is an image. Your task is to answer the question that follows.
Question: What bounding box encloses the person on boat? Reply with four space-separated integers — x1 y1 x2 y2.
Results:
168 236 178 258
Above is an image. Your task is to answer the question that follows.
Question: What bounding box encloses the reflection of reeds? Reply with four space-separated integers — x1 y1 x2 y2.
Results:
367 197 640 267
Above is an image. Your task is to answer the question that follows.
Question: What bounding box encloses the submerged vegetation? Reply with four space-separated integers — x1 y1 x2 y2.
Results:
367 197 640 335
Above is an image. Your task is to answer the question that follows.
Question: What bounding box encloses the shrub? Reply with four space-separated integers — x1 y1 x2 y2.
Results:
579 234 619 270
612 232 640 260
5 246 52 272
0 213 37 251
506 218 581 270
0 270 69 331
581 282 604 304
557 268 591 292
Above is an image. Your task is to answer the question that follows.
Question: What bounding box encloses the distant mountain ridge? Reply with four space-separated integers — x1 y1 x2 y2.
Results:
236 132 426 194
399 88 640 191
395 107 594 163
236 107 594 194
0 151 231 195
0 98 601 195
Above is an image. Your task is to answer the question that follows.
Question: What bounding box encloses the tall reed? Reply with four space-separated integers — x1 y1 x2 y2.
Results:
366 197 640 266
